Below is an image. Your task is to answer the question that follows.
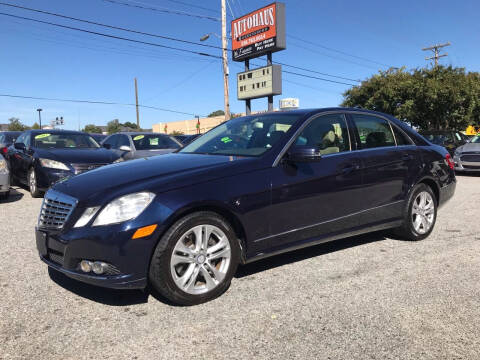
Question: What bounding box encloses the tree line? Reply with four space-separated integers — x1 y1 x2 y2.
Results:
342 65 480 131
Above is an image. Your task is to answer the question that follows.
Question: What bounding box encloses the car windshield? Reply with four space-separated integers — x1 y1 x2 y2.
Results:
422 133 453 145
33 133 100 149
179 113 302 156
471 135 480 143
132 134 181 150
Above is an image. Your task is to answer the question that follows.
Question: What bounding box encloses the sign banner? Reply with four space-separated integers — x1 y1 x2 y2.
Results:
231 2 286 62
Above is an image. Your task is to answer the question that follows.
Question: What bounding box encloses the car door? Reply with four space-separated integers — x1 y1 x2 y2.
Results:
260 112 364 250
348 113 416 224
9 132 29 182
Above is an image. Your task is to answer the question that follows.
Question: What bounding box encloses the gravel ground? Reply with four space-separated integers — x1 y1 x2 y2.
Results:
0 175 479 360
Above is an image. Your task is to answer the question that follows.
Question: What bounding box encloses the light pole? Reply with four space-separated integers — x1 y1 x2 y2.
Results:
36 108 42 129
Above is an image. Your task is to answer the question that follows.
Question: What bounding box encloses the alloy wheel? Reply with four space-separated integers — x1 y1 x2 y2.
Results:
411 191 435 234
170 224 231 295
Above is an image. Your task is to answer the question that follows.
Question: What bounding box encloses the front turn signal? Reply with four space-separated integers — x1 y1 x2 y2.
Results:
132 224 158 239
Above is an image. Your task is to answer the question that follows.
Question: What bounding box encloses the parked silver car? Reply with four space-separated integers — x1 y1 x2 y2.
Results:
101 132 182 160
454 135 480 172
0 154 10 199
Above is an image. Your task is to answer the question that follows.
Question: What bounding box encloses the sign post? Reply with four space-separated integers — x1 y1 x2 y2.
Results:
231 2 286 114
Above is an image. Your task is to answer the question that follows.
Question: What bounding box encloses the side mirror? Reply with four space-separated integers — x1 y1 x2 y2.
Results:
287 146 322 162
119 145 132 152
102 143 111 149
14 142 26 151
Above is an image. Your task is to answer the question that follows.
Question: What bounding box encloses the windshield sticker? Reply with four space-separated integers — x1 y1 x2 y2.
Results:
221 136 233 144
35 133 50 139
133 135 145 141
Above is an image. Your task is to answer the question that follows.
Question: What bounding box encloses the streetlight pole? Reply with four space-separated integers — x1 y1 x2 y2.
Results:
36 108 42 129
221 0 230 121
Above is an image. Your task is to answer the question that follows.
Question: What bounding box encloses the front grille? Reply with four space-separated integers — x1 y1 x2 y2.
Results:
463 164 480 169
38 190 77 229
72 163 107 174
460 154 480 162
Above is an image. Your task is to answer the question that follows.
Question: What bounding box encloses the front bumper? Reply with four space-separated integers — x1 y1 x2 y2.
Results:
454 157 480 172
36 167 72 191
35 223 162 289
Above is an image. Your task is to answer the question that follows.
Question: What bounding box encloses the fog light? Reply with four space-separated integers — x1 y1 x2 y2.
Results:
80 260 92 273
92 261 106 275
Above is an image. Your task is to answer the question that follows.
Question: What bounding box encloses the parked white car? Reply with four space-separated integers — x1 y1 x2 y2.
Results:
0 154 10 200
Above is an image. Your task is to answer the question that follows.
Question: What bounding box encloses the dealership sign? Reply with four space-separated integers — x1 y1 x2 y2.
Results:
231 2 286 62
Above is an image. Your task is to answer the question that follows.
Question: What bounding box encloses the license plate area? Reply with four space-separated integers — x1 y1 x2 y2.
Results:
36 230 48 257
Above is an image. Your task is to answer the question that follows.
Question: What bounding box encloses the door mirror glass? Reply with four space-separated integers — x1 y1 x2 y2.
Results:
14 142 26 151
119 145 132 152
288 146 322 162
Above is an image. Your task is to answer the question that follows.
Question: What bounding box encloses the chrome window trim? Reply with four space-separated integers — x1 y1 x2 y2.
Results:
272 111 351 167
253 200 405 243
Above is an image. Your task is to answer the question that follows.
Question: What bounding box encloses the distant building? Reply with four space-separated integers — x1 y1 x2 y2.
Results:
0 124 9 131
152 115 225 135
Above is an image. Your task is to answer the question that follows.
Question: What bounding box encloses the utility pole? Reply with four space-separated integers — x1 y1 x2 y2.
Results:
422 42 450 67
36 108 42 129
134 77 140 129
221 0 230 121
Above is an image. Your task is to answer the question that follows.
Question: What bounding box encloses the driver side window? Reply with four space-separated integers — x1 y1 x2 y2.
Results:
295 114 350 155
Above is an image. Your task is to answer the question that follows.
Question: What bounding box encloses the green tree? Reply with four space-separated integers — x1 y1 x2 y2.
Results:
7 117 27 131
106 119 122 134
31 122 41 130
123 121 139 130
83 124 102 133
208 110 225 117
342 65 480 131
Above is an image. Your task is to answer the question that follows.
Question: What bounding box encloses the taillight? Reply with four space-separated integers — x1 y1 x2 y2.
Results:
1 147 7 155
445 153 454 170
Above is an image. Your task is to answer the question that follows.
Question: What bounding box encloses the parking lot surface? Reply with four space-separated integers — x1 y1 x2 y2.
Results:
0 175 479 360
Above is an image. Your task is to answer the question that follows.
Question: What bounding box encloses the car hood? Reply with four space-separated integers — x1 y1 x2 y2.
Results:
53 153 260 204
35 148 120 164
132 148 177 158
457 142 480 153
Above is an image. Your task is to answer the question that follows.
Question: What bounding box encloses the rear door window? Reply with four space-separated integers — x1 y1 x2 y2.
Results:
392 126 412 146
351 114 395 149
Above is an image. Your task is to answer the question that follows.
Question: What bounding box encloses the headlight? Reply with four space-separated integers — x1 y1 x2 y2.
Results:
113 157 124 163
0 159 6 171
39 158 70 170
74 206 100 228
92 192 155 226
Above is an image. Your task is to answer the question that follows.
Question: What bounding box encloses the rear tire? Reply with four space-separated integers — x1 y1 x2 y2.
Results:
393 183 437 241
28 168 42 198
149 211 240 306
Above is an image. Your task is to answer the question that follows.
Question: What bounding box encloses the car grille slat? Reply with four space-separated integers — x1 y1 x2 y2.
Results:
460 154 480 162
38 190 77 229
72 163 107 174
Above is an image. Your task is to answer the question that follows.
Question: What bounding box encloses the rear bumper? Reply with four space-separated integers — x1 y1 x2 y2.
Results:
438 180 456 208
0 170 9 193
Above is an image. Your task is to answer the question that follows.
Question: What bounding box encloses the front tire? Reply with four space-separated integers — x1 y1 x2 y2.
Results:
28 168 42 198
394 183 437 241
149 211 240 306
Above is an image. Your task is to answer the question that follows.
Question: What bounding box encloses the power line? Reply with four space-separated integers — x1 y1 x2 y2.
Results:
0 94 201 116
422 42 450 67
0 11 222 59
102 0 219 21
159 0 219 14
287 34 392 68
0 2 364 83
0 2 222 51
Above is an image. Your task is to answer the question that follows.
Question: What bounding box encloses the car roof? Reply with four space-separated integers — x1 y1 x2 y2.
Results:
27 129 89 135
419 130 456 134
115 132 169 136
0 131 22 135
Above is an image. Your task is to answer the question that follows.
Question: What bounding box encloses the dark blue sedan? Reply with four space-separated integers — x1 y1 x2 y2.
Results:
35 108 456 305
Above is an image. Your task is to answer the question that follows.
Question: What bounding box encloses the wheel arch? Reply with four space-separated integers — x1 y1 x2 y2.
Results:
416 176 440 204
154 203 248 264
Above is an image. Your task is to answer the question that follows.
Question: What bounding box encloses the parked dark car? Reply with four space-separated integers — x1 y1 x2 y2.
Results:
101 132 182 160
419 130 469 155
35 108 455 305
8 130 123 197
89 133 107 144
0 131 21 156
174 134 201 145
453 134 480 172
